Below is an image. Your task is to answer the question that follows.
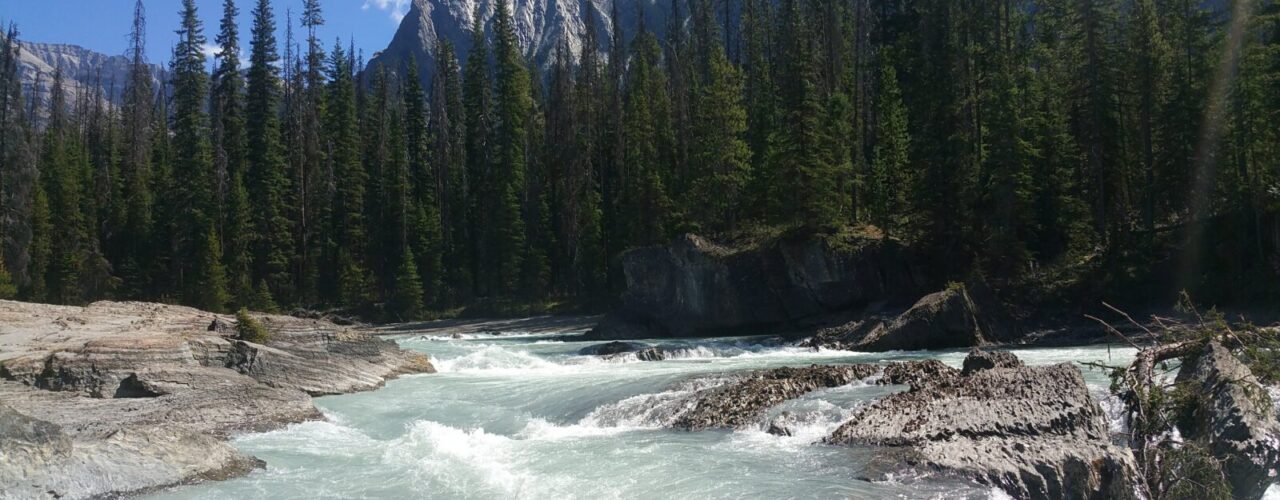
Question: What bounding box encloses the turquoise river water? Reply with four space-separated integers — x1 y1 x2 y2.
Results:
145 325 1148 499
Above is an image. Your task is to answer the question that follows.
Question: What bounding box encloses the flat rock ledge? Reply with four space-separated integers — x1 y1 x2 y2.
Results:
827 351 1139 500
673 364 879 431
0 300 434 500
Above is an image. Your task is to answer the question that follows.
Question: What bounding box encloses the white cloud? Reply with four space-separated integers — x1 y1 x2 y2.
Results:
363 0 411 23
200 43 220 59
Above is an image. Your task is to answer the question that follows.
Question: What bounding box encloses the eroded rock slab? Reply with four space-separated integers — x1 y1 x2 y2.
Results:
828 352 1138 499
1176 341 1280 499
805 283 1019 352
673 364 879 431
0 300 434 499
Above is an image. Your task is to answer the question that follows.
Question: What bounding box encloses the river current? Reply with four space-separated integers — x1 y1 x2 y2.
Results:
147 325 1140 499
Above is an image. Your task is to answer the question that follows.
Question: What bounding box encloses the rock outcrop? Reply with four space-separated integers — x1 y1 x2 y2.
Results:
1175 341 1280 499
962 348 1024 374
587 234 929 340
578 341 649 356
804 283 1019 352
674 364 879 431
828 351 1138 499
0 300 434 499
578 341 668 362
879 360 959 389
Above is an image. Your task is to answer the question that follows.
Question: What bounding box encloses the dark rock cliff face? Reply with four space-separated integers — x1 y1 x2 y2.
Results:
586 234 930 340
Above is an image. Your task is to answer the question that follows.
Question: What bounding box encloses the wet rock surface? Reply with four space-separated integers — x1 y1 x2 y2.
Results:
586 234 929 340
1176 341 1280 499
578 341 670 362
578 341 650 356
673 364 879 431
0 300 435 499
828 351 1138 499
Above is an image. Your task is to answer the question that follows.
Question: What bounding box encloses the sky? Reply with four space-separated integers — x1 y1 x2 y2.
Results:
1 0 410 66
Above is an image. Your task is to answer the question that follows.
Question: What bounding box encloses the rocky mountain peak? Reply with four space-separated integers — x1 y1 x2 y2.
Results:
367 0 674 86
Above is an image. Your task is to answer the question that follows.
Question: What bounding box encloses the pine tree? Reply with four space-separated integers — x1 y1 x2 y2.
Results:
404 60 444 307
521 62 551 297
618 26 674 247
490 0 530 296
118 0 155 298
295 0 327 306
246 0 294 303
431 40 470 303
40 70 87 304
1126 0 1171 232
574 8 606 295
391 246 424 320
325 41 371 310
212 0 252 305
225 172 255 306
740 0 776 219
28 183 51 301
0 24 36 296
463 9 493 296
870 53 910 237
171 0 228 310
767 0 841 230
688 25 751 234
0 258 15 299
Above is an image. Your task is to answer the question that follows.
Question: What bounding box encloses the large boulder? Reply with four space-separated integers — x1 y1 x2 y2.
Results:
674 364 880 431
586 234 929 340
828 351 1138 499
962 348 1024 375
1175 341 1280 499
808 282 1020 352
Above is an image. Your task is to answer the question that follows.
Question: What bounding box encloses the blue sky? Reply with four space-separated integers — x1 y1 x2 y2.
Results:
1 0 409 65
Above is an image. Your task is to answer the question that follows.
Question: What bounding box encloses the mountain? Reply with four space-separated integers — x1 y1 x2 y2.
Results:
15 40 166 112
366 0 675 86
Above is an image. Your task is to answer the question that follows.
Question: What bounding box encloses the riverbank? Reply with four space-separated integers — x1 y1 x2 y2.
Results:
0 300 434 499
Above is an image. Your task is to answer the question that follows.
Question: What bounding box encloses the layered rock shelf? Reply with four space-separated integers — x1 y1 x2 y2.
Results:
0 300 434 499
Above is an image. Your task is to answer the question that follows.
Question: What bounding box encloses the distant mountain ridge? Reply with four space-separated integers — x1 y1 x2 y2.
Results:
366 0 676 86
15 40 166 112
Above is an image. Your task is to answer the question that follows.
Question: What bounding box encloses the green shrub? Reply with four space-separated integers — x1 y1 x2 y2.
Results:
235 308 270 344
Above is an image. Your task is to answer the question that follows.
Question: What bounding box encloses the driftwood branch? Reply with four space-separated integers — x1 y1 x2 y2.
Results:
1085 314 1143 350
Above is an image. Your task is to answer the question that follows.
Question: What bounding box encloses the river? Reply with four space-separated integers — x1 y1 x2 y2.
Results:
147 325 1139 499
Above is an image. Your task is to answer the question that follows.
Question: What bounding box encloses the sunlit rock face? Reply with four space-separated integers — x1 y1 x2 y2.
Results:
366 0 675 86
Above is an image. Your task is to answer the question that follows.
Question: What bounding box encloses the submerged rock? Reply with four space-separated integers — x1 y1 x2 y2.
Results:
766 412 798 437
674 364 879 431
1176 341 1280 499
0 299 435 499
586 234 929 340
578 341 650 356
828 351 1138 499
579 341 670 362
